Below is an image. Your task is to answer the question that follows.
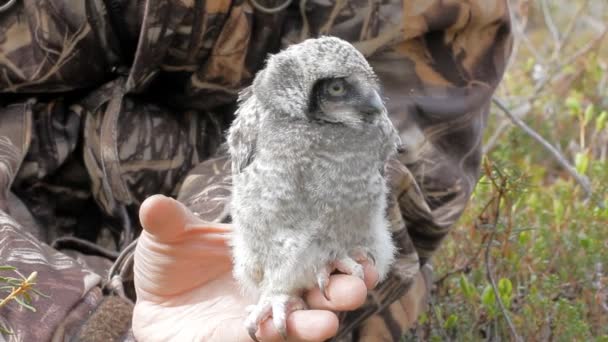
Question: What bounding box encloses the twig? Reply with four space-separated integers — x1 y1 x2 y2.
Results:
434 235 487 286
540 0 560 50
483 101 532 154
492 98 593 199
435 193 499 285
483 161 523 342
533 26 607 97
511 14 545 65
551 0 591 60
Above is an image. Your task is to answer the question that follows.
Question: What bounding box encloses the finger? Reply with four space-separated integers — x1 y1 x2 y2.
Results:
305 274 367 311
256 310 339 342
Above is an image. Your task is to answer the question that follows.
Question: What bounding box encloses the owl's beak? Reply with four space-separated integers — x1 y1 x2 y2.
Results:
360 90 385 116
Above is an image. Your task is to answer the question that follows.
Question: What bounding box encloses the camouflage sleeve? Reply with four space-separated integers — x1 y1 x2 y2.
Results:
0 101 132 342
0 0 122 93
376 1 514 265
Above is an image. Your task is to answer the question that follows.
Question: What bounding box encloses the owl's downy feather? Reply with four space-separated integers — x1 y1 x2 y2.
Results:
227 36 401 340
227 87 258 174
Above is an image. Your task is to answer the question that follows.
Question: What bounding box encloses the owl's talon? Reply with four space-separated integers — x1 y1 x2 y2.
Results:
321 281 330 301
365 252 376 267
335 256 365 280
316 266 332 301
244 299 271 342
247 326 260 342
244 295 306 341
352 247 376 267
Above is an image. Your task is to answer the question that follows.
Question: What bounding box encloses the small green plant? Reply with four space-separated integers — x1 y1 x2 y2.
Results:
0 265 46 335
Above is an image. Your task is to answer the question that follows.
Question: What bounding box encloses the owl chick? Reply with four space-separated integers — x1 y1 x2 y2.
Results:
228 36 401 341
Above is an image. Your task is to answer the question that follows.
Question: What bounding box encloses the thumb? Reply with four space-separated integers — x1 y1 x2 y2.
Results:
139 194 233 243
139 195 199 242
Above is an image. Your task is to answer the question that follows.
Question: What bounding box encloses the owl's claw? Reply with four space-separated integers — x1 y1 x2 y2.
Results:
352 247 376 267
244 295 306 341
316 265 332 301
248 326 260 342
244 302 271 342
334 256 365 280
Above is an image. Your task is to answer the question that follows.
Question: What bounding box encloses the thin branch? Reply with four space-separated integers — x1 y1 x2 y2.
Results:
551 0 591 60
532 26 607 97
512 14 545 65
483 163 522 342
540 0 560 50
434 235 487 286
435 194 500 285
492 98 593 199
483 101 532 154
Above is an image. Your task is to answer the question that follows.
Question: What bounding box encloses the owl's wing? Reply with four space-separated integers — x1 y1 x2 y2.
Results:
227 88 259 174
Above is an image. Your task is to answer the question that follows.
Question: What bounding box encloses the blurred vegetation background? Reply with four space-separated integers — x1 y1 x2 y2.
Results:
409 0 608 340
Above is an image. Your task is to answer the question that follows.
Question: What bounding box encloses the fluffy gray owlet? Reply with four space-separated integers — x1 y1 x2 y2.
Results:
228 36 401 341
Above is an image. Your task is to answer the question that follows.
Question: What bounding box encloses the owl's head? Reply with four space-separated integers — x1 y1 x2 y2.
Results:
250 36 385 127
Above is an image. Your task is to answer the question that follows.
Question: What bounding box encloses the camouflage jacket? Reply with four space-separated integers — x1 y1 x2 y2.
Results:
0 0 513 341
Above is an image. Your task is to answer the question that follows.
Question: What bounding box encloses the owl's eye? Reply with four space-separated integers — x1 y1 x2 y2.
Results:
327 79 346 96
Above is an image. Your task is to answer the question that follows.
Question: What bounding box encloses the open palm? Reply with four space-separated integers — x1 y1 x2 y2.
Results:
132 195 377 341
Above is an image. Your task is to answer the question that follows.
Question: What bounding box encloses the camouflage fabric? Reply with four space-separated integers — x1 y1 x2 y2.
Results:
0 0 513 341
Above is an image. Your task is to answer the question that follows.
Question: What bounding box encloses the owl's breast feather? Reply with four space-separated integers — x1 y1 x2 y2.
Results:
249 119 389 214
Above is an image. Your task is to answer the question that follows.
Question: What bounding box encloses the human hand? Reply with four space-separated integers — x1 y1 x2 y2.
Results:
132 195 378 341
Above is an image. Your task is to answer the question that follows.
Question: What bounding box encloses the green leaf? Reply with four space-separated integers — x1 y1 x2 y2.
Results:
459 274 476 300
518 231 531 244
0 266 16 271
481 285 495 307
498 278 514 309
481 285 497 318
444 314 459 330
31 289 50 298
1 277 23 285
13 296 36 312
565 96 581 114
583 104 594 125
574 152 589 175
524 57 535 72
498 278 513 297
418 312 428 325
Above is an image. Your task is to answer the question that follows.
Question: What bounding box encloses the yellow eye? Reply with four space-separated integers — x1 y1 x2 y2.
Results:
327 80 346 96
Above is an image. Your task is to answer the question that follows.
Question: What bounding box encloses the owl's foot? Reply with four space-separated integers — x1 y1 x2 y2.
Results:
316 249 375 301
336 247 377 278
244 294 306 342
334 255 365 280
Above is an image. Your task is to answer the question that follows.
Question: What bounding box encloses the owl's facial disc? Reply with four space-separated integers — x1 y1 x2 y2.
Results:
309 76 385 126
